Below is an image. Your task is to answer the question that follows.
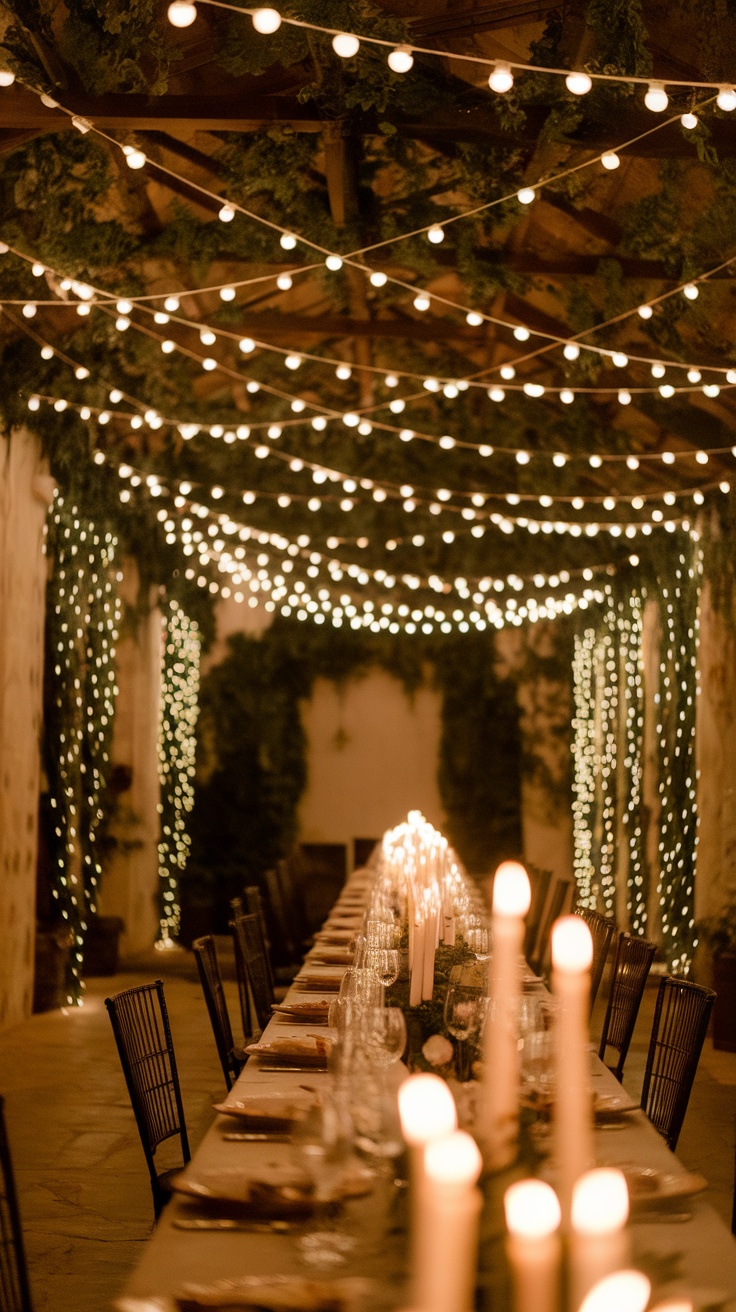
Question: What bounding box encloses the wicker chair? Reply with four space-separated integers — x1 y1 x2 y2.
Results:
0 1096 33 1312
576 907 616 1014
523 868 552 962
192 936 248 1091
530 879 571 976
598 932 657 1081
231 912 275 1033
641 975 716 1151
105 980 190 1218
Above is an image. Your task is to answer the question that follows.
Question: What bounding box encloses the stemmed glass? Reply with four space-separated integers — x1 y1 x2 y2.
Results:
291 1096 356 1268
365 947 399 988
444 983 483 1081
363 1005 407 1069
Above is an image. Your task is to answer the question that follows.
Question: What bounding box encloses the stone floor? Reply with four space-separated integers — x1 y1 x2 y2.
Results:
0 960 733 1312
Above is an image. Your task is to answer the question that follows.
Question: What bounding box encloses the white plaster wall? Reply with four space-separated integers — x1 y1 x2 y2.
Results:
298 670 445 847
0 429 52 1027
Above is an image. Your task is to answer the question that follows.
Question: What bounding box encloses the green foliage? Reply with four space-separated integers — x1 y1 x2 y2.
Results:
184 621 525 926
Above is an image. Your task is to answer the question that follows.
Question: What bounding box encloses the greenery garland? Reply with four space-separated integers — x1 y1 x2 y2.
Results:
44 491 121 1002
182 620 525 933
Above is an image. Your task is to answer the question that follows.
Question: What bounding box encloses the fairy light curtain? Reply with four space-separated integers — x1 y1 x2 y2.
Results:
571 589 646 930
156 599 200 946
45 491 121 1004
571 545 701 971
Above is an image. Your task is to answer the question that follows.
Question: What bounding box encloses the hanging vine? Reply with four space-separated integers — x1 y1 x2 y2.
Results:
44 491 121 1003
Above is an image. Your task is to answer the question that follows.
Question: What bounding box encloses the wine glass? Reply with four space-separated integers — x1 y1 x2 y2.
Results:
363 1006 407 1068
366 948 399 987
339 966 383 1007
291 1096 356 1268
444 984 482 1081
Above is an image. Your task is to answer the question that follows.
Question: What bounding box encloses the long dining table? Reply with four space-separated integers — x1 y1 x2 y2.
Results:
119 870 736 1311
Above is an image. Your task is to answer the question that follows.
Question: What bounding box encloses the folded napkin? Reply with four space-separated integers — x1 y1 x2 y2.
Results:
272 1000 331 1023
213 1094 314 1128
246 1035 333 1067
175 1275 366 1311
309 950 355 966
294 974 344 992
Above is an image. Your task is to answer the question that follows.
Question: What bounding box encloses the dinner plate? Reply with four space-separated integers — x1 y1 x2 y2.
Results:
173 1273 371 1311
246 1037 333 1068
213 1092 315 1129
172 1164 374 1211
621 1164 708 1203
271 1001 331 1024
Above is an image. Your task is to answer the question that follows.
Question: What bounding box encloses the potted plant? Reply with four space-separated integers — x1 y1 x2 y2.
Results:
698 902 736 1051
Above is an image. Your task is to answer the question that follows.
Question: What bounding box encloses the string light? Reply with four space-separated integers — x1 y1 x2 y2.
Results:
156 600 200 947
46 492 120 1004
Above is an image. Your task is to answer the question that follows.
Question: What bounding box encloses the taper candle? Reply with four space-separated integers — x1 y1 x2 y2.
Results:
414 1131 483 1312
550 915 594 1227
482 860 531 1168
578 1271 651 1312
398 1074 458 1279
504 1179 561 1312
571 1168 630 1307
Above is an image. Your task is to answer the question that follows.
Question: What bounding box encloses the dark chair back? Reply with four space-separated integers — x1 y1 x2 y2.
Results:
264 868 300 963
231 912 274 1032
577 907 616 1014
598 932 657 1081
192 936 246 1091
277 855 311 941
641 975 716 1151
531 879 571 975
732 1123 736 1236
244 886 274 990
524 868 552 961
105 980 190 1217
0 1097 33 1312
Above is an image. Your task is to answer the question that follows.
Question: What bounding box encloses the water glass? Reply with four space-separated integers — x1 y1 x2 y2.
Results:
291 1096 356 1268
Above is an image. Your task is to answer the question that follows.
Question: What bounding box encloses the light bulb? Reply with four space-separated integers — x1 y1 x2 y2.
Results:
717 85 736 111
252 8 281 34
276 273 292 290
31 262 45 276
370 270 387 287
280 232 297 250
200 329 216 345
681 111 698 129
168 0 196 22
428 224 445 244
388 46 413 73
560 389 575 404
601 151 620 170
572 1169 629 1235
466 311 483 326
651 363 665 378
397 1074 457 1146
563 342 580 360
523 382 544 397
154 311 169 323
566 71 592 95
504 1180 561 1238
579 1271 650 1312
618 390 632 405
125 148 146 169
116 299 133 315
219 203 235 222
336 364 352 380
683 282 699 300
414 293 430 311
385 374 398 386
285 353 301 369
514 326 530 341
220 286 236 301
488 61 514 93
22 303 36 318
492 861 531 917
659 384 674 397
612 352 628 367
164 296 180 312
644 81 668 112
638 304 653 318
202 357 217 371
551 915 593 973
517 187 535 205
326 255 343 271
332 33 359 58
0 70 16 87
116 316 130 331
239 337 255 353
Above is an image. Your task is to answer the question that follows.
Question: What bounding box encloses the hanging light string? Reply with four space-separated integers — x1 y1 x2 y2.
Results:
156 599 200 947
8 81 736 389
118 459 628 632
174 3 736 101
16 304 736 479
